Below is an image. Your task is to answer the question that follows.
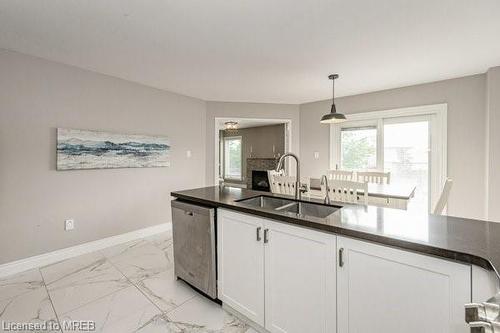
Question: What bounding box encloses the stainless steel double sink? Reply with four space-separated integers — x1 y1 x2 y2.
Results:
236 195 341 219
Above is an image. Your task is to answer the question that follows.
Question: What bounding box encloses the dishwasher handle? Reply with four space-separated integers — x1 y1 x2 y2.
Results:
171 199 213 217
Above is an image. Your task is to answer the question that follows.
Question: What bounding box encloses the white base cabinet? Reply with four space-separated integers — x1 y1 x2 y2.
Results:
264 217 336 333
217 209 473 333
337 236 471 333
217 209 336 333
217 209 265 326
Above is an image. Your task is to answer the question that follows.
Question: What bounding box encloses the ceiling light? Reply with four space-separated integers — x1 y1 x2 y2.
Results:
224 121 239 134
320 74 347 124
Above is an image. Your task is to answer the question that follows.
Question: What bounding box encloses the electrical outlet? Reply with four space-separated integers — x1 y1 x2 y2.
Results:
314 151 320 159
186 150 192 158
65 219 75 231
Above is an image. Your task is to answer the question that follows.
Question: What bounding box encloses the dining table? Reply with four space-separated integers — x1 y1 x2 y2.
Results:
307 182 417 210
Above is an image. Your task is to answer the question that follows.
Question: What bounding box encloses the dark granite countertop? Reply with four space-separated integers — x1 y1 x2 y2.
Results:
171 185 500 281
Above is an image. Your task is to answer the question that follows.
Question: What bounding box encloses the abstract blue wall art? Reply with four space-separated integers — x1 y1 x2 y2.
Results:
57 128 170 170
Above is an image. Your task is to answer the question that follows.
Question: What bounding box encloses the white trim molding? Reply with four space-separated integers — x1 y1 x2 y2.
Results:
0 223 171 278
330 103 447 211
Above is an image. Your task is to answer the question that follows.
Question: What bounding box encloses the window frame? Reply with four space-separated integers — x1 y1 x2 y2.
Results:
223 136 243 181
330 104 447 211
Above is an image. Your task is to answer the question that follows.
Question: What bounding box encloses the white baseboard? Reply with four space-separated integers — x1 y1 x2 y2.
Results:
0 223 172 278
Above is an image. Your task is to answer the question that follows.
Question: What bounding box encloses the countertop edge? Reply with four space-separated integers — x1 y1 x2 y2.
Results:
171 191 497 275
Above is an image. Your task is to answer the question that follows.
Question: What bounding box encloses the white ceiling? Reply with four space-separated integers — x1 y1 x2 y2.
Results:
1 0 499 104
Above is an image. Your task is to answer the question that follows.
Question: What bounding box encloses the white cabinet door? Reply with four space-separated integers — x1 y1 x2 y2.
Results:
264 220 336 333
217 209 265 326
337 236 471 333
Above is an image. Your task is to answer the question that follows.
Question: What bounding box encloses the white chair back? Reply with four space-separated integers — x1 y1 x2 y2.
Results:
327 170 354 181
273 175 297 195
267 170 282 193
433 178 453 215
326 180 368 205
357 171 391 184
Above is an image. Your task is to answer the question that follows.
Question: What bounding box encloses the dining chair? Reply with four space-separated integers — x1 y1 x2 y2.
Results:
267 170 282 193
433 178 453 215
273 175 298 195
326 180 368 205
306 178 324 199
327 169 354 181
357 171 391 184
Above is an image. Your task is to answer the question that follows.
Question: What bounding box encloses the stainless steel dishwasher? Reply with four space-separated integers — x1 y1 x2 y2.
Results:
171 199 217 299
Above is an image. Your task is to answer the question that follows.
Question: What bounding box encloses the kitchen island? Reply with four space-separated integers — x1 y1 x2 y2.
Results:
171 185 500 333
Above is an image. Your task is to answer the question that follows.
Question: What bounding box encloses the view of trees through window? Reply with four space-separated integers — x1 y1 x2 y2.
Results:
340 127 377 170
224 137 242 179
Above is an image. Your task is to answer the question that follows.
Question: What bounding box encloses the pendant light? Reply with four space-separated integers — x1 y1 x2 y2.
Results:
320 74 346 124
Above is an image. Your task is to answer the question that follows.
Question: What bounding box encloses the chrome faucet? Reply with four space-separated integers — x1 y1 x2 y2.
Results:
320 175 331 205
275 153 305 200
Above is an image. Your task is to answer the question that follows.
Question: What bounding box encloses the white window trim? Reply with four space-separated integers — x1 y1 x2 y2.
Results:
223 136 243 181
330 103 447 210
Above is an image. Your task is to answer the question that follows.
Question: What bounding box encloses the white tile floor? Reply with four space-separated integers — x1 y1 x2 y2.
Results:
0 232 256 333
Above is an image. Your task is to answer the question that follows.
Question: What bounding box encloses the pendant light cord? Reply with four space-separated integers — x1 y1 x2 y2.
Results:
332 78 335 106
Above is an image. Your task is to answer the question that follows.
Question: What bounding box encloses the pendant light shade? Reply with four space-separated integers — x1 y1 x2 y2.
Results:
320 110 347 123
320 74 346 124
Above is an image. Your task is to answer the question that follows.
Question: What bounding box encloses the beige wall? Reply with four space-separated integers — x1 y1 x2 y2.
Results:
206 101 300 185
487 67 500 221
0 50 207 264
300 75 487 220
220 124 285 183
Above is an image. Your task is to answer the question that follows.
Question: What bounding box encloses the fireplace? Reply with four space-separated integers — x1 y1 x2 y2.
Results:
252 170 270 192
246 158 278 191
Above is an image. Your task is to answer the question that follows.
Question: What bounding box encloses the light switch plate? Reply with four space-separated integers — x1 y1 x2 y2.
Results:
314 151 320 159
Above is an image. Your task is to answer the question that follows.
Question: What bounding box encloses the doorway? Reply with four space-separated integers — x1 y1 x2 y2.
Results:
214 118 292 188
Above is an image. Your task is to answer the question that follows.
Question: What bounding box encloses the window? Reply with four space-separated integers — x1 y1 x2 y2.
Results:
224 136 242 180
330 104 447 213
384 119 430 212
340 126 377 170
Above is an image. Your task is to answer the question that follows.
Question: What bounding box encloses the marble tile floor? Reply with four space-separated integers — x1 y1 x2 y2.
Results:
0 232 256 333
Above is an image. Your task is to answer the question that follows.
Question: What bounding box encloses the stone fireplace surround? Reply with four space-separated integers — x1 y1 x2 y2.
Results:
246 158 279 188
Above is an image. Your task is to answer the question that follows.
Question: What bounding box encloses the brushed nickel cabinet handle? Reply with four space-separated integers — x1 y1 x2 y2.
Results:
264 229 269 243
339 248 344 267
256 227 262 241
